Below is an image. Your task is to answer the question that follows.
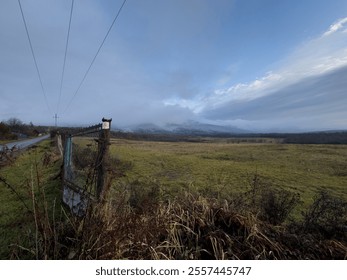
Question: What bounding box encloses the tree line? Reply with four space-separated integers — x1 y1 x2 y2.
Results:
0 118 47 141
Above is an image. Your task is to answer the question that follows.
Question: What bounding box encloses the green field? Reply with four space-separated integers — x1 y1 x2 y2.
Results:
104 138 347 207
1 137 346 259
0 140 61 259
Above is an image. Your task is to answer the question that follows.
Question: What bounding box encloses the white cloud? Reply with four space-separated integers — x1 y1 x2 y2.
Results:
208 72 283 106
201 63 347 131
323 17 347 36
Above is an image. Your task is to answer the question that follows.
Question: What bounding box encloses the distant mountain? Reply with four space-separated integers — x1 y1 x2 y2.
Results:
165 121 249 135
119 121 250 135
122 123 168 134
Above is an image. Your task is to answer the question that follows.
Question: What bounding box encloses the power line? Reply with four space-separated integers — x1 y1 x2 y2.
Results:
17 0 51 114
56 0 74 115
63 0 128 113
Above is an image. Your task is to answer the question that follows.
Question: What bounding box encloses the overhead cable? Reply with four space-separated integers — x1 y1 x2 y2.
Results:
56 0 74 115
64 0 128 113
18 0 51 113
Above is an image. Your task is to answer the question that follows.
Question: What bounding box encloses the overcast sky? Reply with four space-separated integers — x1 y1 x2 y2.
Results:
1 0 347 131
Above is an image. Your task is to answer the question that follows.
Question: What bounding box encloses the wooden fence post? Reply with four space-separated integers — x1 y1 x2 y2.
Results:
96 118 112 201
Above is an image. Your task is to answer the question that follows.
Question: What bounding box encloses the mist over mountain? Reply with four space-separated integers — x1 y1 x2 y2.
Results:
116 121 250 135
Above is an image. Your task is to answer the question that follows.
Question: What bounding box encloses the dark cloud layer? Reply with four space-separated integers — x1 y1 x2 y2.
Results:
201 65 347 130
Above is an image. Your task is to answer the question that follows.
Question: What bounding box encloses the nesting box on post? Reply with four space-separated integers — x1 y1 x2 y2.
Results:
96 118 112 201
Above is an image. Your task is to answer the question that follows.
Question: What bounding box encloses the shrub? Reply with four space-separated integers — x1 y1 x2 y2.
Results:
302 191 347 239
259 188 300 225
244 174 301 225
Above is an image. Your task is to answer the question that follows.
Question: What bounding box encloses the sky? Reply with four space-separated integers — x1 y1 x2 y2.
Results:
1 0 347 132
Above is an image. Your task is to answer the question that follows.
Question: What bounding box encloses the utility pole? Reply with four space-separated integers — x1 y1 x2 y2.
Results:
53 113 59 127
96 118 112 202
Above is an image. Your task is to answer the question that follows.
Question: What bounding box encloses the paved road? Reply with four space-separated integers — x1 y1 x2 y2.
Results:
0 134 50 150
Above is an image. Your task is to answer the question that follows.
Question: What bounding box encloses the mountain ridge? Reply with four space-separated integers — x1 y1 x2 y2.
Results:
115 121 250 135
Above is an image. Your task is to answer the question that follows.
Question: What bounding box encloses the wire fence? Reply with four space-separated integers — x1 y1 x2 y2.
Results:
59 119 111 216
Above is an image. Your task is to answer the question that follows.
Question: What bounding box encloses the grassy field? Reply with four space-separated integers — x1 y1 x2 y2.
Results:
1 136 346 259
65 137 346 260
0 140 61 259
102 138 347 207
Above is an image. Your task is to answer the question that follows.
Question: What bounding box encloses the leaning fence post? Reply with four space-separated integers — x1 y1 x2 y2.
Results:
56 132 63 158
96 118 112 201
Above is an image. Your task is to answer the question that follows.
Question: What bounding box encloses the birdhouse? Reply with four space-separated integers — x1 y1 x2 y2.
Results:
102 118 112 130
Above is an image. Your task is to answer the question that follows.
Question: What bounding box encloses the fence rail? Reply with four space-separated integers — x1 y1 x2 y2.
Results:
71 123 102 137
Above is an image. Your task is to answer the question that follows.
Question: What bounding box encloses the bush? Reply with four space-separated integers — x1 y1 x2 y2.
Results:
302 191 347 239
259 188 300 225
244 174 301 225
